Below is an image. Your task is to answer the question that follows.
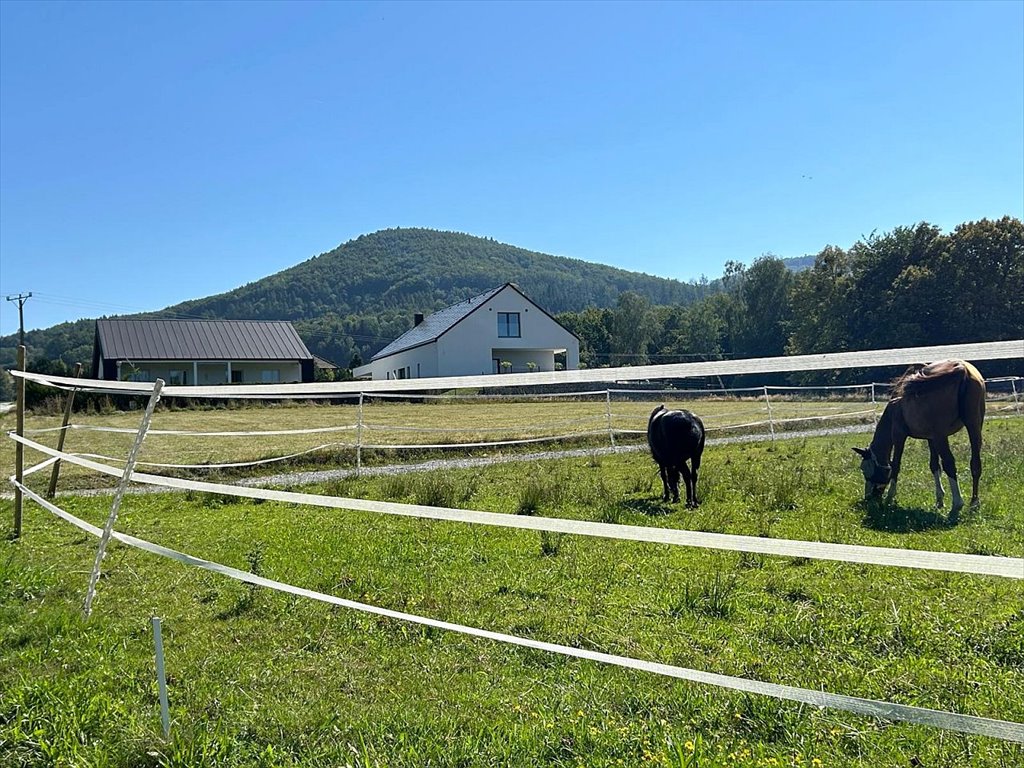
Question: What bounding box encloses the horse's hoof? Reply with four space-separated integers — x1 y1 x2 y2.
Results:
970 498 981 510
949 502 964 524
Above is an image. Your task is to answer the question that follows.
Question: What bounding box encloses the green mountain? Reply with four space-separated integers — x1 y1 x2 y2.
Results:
2 227 719 371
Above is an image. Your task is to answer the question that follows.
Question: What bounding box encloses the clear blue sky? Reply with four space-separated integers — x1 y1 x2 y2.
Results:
1 0 1022 336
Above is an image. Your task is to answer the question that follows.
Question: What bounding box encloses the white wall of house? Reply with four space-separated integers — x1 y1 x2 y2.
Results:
353 286 580 380
362 345 439 381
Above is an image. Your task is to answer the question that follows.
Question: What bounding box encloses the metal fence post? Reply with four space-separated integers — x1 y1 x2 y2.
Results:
356 392 364 475
605 389 616 450
84 379 164 617
1010 378 1022 416
152 617 171 739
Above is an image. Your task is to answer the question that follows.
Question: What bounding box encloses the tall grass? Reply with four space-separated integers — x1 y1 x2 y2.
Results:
1 417 1022 767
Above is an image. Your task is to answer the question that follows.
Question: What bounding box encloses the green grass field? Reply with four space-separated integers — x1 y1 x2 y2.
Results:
1 402 1022 767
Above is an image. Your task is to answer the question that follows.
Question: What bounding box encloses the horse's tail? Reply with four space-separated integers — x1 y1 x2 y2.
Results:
957 362 986 424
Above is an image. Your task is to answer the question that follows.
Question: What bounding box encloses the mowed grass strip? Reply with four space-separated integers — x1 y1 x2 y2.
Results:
1 416 1022 767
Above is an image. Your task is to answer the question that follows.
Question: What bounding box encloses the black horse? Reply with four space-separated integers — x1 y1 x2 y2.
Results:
647 405 706 508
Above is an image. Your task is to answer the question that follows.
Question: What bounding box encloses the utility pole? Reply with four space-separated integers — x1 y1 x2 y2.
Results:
5 292 32 347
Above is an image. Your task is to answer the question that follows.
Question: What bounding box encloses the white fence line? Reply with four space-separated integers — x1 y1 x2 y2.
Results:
16 380 1015 470
11 339 1023 398
12 479 1024 743
11 433 1023 579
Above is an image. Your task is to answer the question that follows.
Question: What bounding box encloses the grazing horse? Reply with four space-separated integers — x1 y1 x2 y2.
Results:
853 359 985 522
647 405 706 508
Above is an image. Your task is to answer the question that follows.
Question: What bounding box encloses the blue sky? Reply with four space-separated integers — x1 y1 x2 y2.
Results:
1 0 1021 336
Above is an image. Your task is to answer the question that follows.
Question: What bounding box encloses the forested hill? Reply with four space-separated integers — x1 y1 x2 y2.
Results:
168 227 708 320
1 228 720 370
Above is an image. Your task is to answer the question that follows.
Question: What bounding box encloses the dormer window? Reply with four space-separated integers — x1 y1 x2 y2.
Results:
497 312 521 338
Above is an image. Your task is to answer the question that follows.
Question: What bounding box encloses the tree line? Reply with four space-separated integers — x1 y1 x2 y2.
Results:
556 216 1023 383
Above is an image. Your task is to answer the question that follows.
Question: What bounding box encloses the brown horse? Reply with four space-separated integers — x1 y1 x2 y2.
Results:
853 359 985 522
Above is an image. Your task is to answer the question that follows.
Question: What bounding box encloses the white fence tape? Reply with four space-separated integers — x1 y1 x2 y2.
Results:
12 340 1023 398
12 480 1023 743
71 442 354 471
25 424 359 437
10 434 1023 579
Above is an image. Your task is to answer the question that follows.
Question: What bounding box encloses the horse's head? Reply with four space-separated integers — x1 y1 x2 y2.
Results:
852 447 891 499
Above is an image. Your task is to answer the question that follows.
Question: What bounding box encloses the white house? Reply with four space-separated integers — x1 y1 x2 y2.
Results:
353 283 580 380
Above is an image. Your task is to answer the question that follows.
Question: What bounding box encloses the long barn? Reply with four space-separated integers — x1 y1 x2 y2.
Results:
91 318 316 385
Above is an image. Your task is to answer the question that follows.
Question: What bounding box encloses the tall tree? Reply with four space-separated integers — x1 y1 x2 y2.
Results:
786 245 855 356
608 292 655 366
557 307 611 368
736 255 794 357
847 222 943 349
928 217 1024 343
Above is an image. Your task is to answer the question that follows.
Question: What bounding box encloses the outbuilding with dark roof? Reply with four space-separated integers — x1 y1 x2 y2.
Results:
92 319 316 385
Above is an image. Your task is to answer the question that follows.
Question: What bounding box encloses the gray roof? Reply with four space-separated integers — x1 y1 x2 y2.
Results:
96 319 314 361
370 285 506 361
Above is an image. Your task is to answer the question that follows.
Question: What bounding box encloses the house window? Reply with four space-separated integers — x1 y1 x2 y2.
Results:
168 370 187 386
261 369 280 383
231 370 243 383
497 312 520 338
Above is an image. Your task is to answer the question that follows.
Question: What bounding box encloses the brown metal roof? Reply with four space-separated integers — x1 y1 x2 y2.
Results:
95 319 314 361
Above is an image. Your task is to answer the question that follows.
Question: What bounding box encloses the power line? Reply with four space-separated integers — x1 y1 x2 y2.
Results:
4 292 32 347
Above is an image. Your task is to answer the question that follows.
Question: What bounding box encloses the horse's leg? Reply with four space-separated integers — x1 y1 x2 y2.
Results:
886 437 907 504
680 462 695 508
927 439 944 509
935 435 964 520
966 419 983 510
659 465 671 502
668 466 681 503
690 453 702 508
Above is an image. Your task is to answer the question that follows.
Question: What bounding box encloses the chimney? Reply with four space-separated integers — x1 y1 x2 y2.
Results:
414 313 424 326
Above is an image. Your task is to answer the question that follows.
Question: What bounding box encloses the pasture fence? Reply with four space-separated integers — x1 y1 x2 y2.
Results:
6 340 1024 742
14 378 1020 478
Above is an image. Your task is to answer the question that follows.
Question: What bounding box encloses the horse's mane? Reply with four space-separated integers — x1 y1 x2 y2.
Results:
891 359 965 398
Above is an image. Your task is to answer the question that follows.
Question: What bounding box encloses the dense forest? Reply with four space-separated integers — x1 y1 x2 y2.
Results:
1 217 1021 399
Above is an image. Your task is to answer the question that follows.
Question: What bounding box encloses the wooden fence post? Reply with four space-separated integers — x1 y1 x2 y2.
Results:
47 362 83 499
13 346 25 538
